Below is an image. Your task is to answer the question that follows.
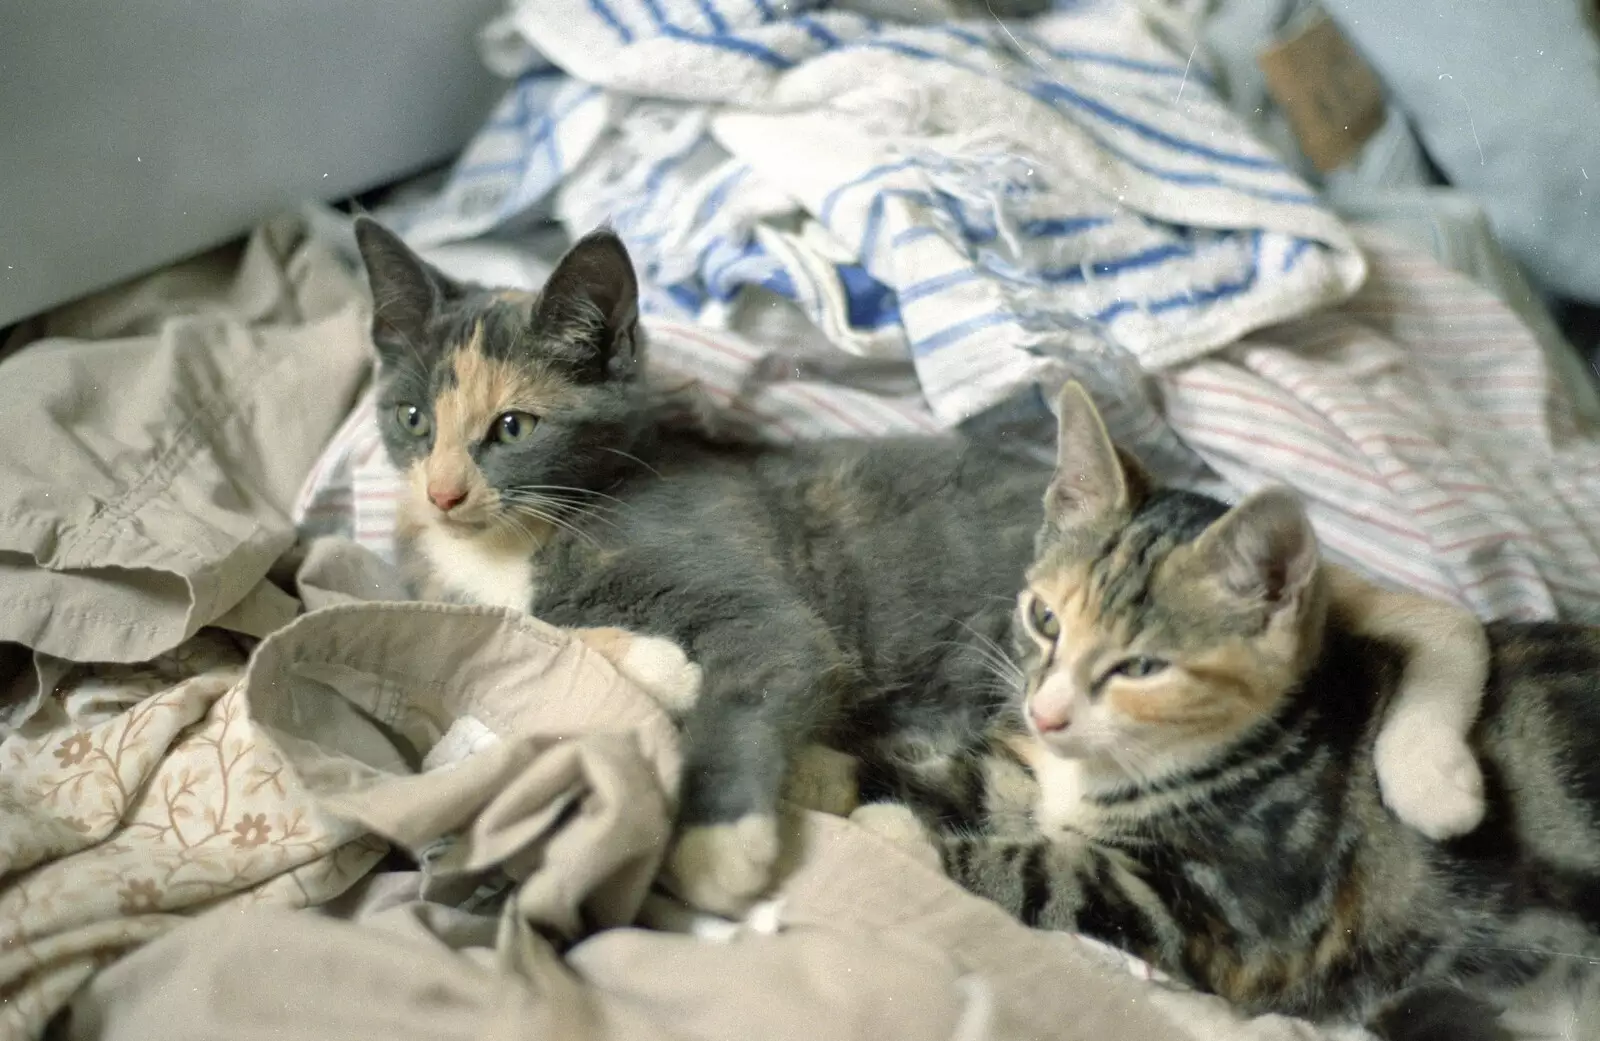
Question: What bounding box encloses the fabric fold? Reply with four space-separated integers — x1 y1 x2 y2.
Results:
0 215 371 732
60 806 1381 1041
0 536 681 1037
380 0 1365 426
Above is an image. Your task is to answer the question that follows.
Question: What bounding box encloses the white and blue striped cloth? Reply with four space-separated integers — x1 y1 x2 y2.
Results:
381 0 1364 425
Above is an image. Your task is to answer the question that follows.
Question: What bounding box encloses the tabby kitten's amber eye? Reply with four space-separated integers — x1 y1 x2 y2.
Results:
492 411 538 443
395 404 430 439
1027 597 1061 641
1109 656 1168 680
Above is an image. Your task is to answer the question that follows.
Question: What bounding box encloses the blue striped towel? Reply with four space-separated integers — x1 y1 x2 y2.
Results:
382 0 1365 425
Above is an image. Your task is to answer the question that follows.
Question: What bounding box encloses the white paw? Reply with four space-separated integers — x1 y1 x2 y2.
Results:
575 627 703 715
616 635 703 715
848 802 940 871
1376 723 1485 840
665 814 780 917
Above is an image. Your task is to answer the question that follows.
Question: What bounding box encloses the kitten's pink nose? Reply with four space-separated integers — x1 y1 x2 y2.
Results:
428 484 467 512
1029 700 1071 734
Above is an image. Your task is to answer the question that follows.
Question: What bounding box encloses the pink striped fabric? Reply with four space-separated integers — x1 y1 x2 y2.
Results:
1163 228 1600 621
293 227 1600 623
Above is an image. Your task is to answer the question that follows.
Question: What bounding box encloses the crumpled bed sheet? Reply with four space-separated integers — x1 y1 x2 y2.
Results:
0 215 1393 1041
0 216 371 735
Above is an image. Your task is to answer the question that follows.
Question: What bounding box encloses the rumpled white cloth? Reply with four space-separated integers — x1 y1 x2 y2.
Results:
380 0 1363 425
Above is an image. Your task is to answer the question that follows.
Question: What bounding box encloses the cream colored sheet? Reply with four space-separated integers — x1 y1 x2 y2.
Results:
33 548 1355 1041
0 215 371 735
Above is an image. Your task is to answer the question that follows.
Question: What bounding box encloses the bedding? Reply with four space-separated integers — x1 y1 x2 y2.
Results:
4 213 1598 1040
0 216 371 738
3 2 1600 1039
1197 0 1600 427
387 0 1367 429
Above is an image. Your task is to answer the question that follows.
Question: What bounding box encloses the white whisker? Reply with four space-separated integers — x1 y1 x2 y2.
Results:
597 446 663 477
950 619 1026 687
504 484 629 507
502 501 603 549
496 488 625 534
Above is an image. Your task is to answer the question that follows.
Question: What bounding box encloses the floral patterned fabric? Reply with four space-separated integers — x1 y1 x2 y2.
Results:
0 630 386 1037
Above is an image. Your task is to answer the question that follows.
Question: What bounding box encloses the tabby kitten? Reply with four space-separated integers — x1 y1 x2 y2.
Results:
883 384 1600 1037
353 218 1490 916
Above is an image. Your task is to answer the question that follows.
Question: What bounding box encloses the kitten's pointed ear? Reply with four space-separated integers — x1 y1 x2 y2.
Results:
354 217 460 367
1195 488 1319 608
1045 382 1141 529
534 228 640 381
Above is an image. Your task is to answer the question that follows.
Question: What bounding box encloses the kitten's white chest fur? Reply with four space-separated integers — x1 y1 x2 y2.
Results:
414 524 539 612
1032 754 1096 835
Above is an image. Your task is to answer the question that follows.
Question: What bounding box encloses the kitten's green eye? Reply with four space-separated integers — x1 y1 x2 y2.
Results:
1027 597 1061 641
395 404 431 439
491 411 538 443
1109 656 1169 680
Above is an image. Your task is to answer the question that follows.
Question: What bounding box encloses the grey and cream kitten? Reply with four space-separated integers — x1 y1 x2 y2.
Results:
353 218 1489 916
873 383 1600 1039
358 217 1053 913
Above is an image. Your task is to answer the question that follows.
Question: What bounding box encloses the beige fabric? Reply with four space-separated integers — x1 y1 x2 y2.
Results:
0 545 679 1038
0 214 371 736
0 533 1357 1041
0 626 382 1038
60 811 1361 1041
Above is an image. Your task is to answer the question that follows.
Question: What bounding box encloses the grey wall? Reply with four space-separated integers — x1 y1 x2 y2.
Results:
0 0 505 327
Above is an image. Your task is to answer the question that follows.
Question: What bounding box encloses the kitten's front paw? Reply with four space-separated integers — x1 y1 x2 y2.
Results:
849 802 941 872
665 814 780 917
575 627 703 715
1376 723 1485 840
615 634 702 715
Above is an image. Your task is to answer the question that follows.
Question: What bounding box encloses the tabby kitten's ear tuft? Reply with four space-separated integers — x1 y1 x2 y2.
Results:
353 217 461 368
535 228 641 382
1044 382 1142 531
1194 487 1319 608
